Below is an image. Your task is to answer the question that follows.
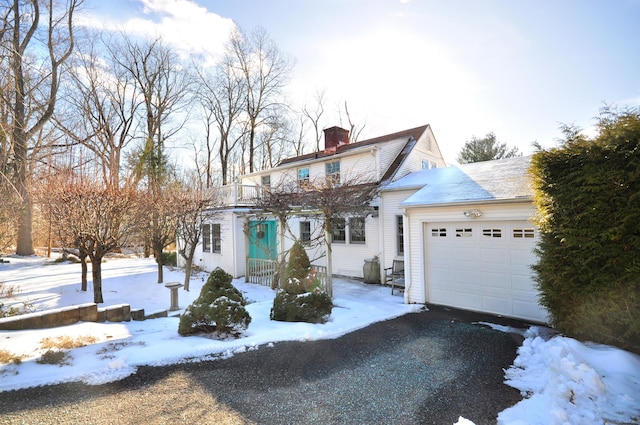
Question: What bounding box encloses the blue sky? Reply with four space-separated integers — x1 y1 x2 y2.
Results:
80 0 640 163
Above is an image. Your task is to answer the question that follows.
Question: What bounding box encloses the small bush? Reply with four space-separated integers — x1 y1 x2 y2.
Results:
0 349 24 365
37 350 71 366
270 288 333 323
271 240 332 323
178 267 251 337
0 282 19 298
0 301 34 318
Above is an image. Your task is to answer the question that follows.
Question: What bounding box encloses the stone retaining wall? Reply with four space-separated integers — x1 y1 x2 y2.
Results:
0 303 168 331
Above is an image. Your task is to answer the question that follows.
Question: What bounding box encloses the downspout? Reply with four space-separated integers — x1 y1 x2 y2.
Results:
232 212 238 278
378 193 386 284
403 211 412 303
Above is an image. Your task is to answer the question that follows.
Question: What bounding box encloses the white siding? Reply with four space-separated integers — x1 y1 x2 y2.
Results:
379 189 416 273
193 211 246 278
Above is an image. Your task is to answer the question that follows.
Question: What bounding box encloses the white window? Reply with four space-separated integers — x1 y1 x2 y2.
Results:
422 160 438 170
431 228 447 237
456 228 473 238
212 224 221 253
326 161 340 183
513 228 535 239
396 215 404 255
483 228 502 238
298 168 310 187
261 175 271 190
300 221 311 245
202 224 211 252
349 217 366 244
331 218 346 243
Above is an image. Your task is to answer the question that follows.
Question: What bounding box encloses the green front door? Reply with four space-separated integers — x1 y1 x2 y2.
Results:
248 220 277 260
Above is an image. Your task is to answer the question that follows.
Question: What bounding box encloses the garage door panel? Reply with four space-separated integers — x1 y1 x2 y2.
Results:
480 248 508 264
483 295 511 316
481 272 509 289
512 273 536 291
458 292 483 310
454 269 480 287
425 221 547 322
510 248 536 266
430 266 453 284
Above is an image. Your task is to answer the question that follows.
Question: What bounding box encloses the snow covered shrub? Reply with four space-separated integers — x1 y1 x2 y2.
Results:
178 267 251 337
271 240 332 323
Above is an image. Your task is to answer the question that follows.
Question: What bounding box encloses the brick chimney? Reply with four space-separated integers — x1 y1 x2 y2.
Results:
323 126 349 153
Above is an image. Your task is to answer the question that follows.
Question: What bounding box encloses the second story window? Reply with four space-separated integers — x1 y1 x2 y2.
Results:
326 161 340 183
261 175 271 190
422 160 437 170
298 167 310 188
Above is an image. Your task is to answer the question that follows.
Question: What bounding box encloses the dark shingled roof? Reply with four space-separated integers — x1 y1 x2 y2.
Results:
277 125 430 167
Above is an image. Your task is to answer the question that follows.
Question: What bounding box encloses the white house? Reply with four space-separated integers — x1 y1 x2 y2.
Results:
191 124 446 282
381 156 548 323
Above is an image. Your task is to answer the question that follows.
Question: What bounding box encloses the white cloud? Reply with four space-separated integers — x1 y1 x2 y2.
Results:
78 0 236 63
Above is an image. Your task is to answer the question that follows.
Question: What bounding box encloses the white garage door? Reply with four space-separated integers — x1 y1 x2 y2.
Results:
424 221 547 322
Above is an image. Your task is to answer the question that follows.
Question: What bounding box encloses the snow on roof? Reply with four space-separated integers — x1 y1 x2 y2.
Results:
387 156 533 207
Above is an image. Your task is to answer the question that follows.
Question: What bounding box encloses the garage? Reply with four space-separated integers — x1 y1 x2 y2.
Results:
424 220 547 322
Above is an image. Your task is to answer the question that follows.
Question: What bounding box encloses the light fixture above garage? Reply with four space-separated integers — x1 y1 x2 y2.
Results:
463 209 483 218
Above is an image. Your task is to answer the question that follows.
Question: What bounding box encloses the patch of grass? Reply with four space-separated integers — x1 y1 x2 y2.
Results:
40 335 98 350
36 350 71 366
0 349 25 365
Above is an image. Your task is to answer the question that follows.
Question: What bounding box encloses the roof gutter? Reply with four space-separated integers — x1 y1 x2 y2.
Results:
400 196 532 209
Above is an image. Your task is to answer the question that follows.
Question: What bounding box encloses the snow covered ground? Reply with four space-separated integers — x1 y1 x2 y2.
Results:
1 255 639 425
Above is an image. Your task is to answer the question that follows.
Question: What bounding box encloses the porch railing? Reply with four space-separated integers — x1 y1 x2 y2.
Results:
245 258 278 287
245 258 327 292
220 183 262 207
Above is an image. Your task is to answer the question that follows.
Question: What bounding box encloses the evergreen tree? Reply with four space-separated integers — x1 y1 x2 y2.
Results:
531 106 640 354
457 132 521 164
179 268 251 337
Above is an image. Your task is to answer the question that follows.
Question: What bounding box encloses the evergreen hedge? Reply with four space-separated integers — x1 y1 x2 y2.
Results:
530 107 640 354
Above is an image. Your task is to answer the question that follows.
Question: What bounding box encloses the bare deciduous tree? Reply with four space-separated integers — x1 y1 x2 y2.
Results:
1 0 82 255
302 90 326 152
174 179 222 291
36 171 137 303
229 27 293 173
195 56 247 186
59 32 141 190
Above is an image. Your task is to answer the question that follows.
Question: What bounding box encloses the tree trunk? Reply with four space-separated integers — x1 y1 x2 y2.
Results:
324 226 333 298
155 248 164 283
183 257 192 291
15 194 34 256
80 255 88 292
92 257 104 303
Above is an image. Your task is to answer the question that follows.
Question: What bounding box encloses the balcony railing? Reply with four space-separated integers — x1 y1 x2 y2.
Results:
219 183 262 207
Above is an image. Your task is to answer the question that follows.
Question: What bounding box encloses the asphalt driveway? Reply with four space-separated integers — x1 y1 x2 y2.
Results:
0 305 528 425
